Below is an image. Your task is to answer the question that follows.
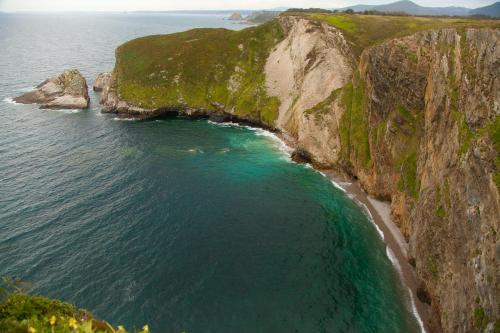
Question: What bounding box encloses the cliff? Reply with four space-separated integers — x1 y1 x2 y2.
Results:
99 13 499 332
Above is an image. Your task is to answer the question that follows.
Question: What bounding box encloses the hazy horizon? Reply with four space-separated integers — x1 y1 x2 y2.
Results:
0 0 497 12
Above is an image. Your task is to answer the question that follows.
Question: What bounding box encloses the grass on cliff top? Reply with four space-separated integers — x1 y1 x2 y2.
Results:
302 13 500 57
115 20 284 125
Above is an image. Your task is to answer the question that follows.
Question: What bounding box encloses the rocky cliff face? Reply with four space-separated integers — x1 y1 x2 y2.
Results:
277 21 499 332
356 28 499 333
93 72 112 92
99 16 499 332
272 20 499 332
265 16 353 166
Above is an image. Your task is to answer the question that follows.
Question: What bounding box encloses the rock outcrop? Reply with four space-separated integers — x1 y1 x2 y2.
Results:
265 16 353 166
228 13 243 21
268 22 499 333
15 69 89 109
99 16 499 332
356 28 499 333
93 72 112 92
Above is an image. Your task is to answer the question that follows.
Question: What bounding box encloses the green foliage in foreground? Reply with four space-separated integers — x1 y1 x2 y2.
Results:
114 20 284 126
0 278 149 333
0 293 151 333
306 13 500 57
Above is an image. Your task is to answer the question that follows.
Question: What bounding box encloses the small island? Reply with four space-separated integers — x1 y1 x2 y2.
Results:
228 12 243 21
14 69 90 109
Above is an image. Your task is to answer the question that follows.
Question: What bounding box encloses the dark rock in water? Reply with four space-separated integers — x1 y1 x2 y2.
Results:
93 72 112 92
291 148 312 164
14 69 89 109
207 111 231 123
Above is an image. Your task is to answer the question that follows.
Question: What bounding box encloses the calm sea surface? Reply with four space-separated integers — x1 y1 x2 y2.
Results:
0 12 419 332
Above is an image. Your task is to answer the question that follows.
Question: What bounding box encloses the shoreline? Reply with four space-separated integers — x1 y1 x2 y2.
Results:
205 118 431 332
258 126 431 333
322 169 430 333
106 114 432 331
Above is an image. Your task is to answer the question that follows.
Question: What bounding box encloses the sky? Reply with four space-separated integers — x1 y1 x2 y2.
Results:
0 0 496 12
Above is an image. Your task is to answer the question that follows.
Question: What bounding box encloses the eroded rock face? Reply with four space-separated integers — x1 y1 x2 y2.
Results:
93 72 112 92
357 28 500 333
15 69 89 109
265 16 353 166
266 20 499 332
97 73 152 116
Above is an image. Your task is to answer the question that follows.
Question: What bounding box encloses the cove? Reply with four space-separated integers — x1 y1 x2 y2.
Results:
0 108 420 332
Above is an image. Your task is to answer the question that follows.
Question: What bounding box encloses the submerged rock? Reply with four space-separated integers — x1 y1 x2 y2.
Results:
15 69 89 109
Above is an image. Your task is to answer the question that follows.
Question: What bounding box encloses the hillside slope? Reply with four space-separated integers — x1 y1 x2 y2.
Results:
343 0 500 18
471 2 500 17
100 14 500 333
104 21 284 125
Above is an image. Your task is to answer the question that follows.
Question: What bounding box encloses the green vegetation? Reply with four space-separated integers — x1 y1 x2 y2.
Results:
0 278 147 333
428 257 440 280
305 13 500 57
304 87 342 117
315 15 357 33
436 204 446 219
398 152 419 198
114 20 284 126
338 78 371 169
445 36 477 157
394 105 422 199
474 307 491 331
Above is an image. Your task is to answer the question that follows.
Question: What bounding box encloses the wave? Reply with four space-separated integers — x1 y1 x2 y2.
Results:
2 97 19 105
52 109 81 114
356 200 385 241
207 120 294 160
386 247 402 276
187 148 204 154
408 287 427 333
330 180 347 193
386 242 427 333
113 117 137 121
253 128 294 158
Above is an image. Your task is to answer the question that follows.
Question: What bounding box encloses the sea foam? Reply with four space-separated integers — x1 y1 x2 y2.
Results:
207 120 294 160
408 287 427 333
2 97 19 105
113 117 137 121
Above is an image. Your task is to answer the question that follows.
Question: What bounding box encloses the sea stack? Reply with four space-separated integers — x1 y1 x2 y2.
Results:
93 72 112 92
15 69 90 109
228 13 243 20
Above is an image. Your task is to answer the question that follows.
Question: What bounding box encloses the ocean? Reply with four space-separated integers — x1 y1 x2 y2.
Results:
0 12 419 332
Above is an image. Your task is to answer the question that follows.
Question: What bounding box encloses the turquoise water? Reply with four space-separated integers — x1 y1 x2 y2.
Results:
0 13 419 332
